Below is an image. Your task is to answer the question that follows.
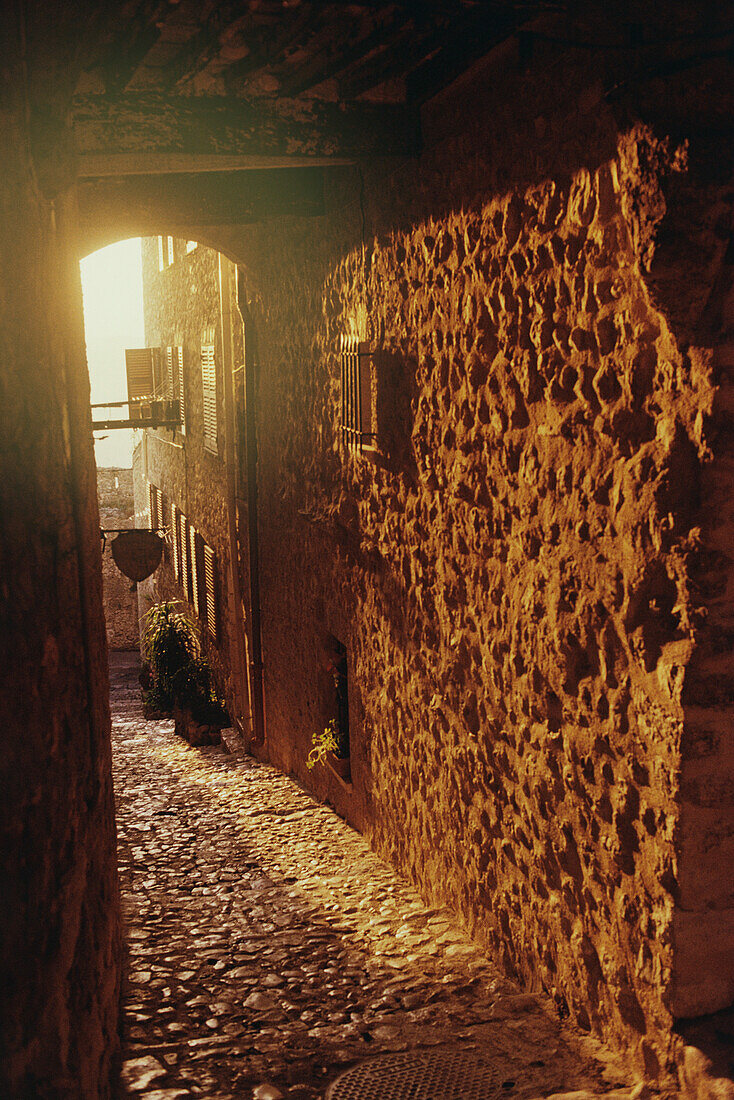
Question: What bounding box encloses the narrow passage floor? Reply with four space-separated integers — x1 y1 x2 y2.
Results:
112 653 641 1100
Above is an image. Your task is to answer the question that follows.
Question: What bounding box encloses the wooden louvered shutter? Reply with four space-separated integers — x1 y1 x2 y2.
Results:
156 487 165 536
126 348 155 404
204 544 218 641
189 526 206 621
179 512 191 601
148 483 158 529
201 344 217 452
171 504 181 581
176 346 186 433
165 347 174 399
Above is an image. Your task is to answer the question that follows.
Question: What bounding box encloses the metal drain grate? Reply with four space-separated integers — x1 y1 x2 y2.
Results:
325 1048 505 1100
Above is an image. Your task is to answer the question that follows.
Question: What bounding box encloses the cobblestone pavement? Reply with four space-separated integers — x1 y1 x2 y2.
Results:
112 653 644 1100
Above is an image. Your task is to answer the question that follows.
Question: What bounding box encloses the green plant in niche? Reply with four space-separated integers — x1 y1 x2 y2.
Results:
141 601 200 713
307 717 348 770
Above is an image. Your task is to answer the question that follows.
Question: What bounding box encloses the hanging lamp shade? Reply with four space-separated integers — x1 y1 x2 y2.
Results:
111 530 163 582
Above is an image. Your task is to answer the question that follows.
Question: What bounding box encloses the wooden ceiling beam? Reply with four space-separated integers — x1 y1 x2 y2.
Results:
159 1 245 90
71 92 421 164
161 1 319 92
336 21 423 100
406 3 536 102
77 166 326 235
276 12 404 98
98 0 170 93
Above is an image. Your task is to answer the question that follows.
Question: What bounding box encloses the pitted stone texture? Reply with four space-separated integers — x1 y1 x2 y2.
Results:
111 656 640 1100
221 105 731 1079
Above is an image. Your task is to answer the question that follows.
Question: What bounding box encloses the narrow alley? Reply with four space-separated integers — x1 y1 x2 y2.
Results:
113 652 639 1100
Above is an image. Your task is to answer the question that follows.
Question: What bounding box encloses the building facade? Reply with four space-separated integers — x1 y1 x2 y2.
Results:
97 467 140 650
132 51 734 1078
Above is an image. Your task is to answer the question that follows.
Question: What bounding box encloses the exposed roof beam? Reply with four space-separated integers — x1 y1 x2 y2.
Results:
71 92 421 164
157 0 238 90
406 5 525 102
76 152 351 177
337 22 420 100
277 12 406 98
98 0 169 93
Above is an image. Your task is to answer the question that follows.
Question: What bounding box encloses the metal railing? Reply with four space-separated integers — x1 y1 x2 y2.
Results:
91 398 181 431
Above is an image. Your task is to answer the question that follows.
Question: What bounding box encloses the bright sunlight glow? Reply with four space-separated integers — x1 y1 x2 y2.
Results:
80 238 145 469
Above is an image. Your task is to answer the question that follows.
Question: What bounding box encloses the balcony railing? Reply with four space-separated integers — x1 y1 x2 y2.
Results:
91 398 182 431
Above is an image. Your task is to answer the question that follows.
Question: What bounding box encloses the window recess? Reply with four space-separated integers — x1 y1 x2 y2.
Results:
340 336 375 455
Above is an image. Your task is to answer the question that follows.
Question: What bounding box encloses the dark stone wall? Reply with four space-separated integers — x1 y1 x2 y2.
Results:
0 100 121 1097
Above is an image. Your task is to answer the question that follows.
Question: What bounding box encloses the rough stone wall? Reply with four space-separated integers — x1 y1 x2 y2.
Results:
133 240 234 707
98 467 140 649
647 153 734 1020
0 84 121 1097
220 47 733 1082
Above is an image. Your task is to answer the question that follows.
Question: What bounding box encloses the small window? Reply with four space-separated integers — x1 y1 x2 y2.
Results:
186 240 198 253
333 642 350 759
157 236 175 271
201 342 217 453
340 336 375 454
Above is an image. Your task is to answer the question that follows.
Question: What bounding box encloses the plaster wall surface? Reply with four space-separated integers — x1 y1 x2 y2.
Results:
98 467 140 649
209 51 734 1081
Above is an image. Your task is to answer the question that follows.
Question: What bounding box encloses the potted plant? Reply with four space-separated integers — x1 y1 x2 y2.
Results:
171 656 229 746
141 601 199 714
141 601 229 745
307 717 351 782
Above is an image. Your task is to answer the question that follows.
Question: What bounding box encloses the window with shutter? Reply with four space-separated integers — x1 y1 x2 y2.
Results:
179 512 192 602
148 482 159 529
157 236 176 270
171 504 181 581
204 544 218 641
189 525 207 620
176 346 186 434
165 346 174 400
201 344 217 453
339 336 375 454
125 348 156 407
